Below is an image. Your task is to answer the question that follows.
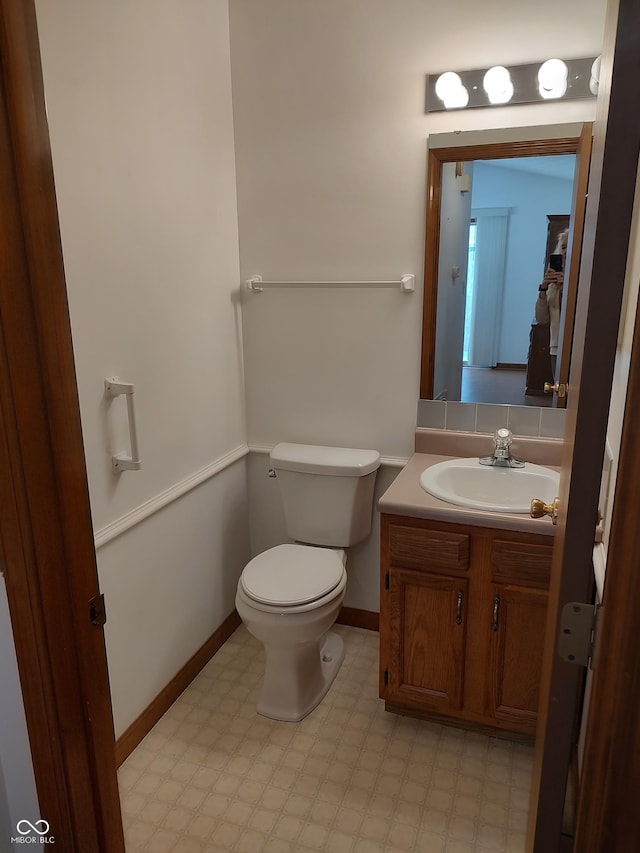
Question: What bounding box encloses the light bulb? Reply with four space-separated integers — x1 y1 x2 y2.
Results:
483 66 514 105
446 84 469 109
537 58 568 99
435 72 462 101
434 71 469 109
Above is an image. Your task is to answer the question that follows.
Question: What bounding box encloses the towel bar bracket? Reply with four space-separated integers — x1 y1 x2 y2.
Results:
112 451 142 473
105 378 135 397
247 275 263 293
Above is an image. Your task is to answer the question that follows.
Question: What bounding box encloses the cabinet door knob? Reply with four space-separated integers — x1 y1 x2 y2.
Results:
492 595 501 632
456 590 464 625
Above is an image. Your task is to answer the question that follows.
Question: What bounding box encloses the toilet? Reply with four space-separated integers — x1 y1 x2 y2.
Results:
235 442 380 722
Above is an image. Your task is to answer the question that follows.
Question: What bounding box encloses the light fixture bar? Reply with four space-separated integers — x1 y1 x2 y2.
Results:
426 57 598 112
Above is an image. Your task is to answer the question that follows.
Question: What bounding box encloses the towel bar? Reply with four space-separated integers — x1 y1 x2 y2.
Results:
246 274 415 293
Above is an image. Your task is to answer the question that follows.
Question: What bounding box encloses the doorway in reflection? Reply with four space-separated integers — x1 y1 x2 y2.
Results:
451 155 575 406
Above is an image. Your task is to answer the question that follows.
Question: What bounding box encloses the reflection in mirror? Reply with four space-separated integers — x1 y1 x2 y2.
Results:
436 155 574 405
420 124 592 409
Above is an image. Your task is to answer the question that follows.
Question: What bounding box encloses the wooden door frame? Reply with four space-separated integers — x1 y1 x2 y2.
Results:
554 123 593 409
575 262 640 849
0 3 124 850
529 0 640 849
573 1 640 847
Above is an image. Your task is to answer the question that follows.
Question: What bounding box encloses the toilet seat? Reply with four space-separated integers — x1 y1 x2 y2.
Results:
241 544 344 607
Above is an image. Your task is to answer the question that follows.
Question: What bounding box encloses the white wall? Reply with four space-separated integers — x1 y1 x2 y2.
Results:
35 0 250 734
471 162 574 364
98 461 250 736
232 0 604 459
0 579 40 849
231 0 605 605
36 0 246 525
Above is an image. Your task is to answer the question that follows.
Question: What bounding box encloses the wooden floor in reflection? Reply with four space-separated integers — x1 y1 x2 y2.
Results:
461 366 553 407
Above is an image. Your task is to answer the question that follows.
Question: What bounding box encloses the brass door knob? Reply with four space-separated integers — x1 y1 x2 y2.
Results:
530 497 560 524
543 381 567 398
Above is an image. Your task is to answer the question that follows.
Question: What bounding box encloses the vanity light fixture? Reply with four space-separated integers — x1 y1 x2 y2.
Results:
426 56 599 112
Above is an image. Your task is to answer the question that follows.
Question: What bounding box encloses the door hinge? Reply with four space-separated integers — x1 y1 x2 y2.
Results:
385 572 389 590
383 669 389 686
89 593 107 627
558 602 601 669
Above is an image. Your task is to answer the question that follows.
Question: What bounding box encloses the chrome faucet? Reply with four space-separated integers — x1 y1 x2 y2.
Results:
479 428 524 468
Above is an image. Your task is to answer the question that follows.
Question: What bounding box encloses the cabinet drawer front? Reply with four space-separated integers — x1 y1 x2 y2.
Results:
491 540 552 588
389 525 469 573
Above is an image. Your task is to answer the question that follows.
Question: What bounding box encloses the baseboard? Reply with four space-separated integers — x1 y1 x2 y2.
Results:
495 363 527 371
337 606 379 632
115 609 241 767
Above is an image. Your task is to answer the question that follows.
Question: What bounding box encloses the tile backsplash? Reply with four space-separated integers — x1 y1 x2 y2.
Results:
417 399 566 440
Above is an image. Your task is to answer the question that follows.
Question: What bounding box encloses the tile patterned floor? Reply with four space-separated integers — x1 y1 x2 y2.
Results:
119 625 533 852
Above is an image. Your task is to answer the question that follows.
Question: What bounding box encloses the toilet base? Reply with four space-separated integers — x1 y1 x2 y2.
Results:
257 631 345 722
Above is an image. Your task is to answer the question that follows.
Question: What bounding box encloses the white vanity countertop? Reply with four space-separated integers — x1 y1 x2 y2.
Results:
378 452 558 536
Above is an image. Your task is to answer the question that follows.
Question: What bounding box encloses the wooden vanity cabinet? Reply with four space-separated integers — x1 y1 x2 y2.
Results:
379 513 553 736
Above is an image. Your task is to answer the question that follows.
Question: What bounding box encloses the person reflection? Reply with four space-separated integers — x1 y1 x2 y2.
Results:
535 229 568 380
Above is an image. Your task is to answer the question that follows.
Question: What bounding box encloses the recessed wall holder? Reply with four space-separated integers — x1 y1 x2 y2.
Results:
104 377 142 473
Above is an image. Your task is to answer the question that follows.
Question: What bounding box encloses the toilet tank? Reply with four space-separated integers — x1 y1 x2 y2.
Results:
270 443 381 547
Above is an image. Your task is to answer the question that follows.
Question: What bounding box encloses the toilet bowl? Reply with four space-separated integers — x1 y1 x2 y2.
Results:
235 543 347 722
235 442 380 722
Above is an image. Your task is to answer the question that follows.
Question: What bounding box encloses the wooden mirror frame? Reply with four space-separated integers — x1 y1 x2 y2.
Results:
419 130 591 402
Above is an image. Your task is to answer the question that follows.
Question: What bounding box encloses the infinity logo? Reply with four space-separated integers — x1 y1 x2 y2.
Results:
16 820 50 836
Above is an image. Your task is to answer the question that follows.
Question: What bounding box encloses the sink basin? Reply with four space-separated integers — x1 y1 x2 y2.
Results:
419 458 560 513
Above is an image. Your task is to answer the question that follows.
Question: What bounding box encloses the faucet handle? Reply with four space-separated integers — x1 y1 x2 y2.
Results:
494 427 512 448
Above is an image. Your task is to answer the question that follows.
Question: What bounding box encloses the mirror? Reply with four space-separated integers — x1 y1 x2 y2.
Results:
420 123 592 408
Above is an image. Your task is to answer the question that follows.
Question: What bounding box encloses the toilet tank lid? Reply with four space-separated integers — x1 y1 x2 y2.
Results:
270 443 380 476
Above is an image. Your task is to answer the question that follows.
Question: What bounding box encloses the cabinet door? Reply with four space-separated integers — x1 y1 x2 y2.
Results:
386 568 469 714
489 584 548 732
